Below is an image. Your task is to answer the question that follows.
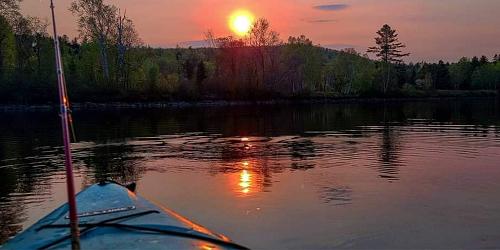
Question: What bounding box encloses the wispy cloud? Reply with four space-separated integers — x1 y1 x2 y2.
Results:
304 19 337 23
313 4 349 11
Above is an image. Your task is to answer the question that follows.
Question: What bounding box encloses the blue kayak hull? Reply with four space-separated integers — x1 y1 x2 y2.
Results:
2 182 242 250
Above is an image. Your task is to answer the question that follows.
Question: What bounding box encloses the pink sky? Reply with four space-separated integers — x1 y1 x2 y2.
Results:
22 0 500 62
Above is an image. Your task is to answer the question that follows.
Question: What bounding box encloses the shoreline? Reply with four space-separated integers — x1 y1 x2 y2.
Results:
0 91 497 112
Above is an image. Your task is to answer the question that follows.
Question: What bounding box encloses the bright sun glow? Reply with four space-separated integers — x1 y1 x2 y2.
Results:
229 10 255 36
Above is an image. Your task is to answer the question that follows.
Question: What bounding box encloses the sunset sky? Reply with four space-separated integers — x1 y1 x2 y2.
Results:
21 0 500 62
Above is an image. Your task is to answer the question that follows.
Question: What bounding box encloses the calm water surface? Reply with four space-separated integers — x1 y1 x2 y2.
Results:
1 99 500 249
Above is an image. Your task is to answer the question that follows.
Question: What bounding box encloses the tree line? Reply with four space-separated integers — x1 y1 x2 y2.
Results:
1 0 499 104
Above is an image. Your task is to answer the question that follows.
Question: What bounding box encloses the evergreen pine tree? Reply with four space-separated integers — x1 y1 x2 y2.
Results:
367 24 410 93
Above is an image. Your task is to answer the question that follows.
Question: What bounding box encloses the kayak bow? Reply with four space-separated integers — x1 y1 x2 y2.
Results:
3 182 248 250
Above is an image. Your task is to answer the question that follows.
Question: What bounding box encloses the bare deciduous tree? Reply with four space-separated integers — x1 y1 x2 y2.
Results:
247 18 280 47
204 30 217 48
0 0 46 36
247 18 281 89
70 0 118 80
0 0 21 25
116 10 141 86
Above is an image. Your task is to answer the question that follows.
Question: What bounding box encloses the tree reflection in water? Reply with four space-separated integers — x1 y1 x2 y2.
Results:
81 143 145 185
1 99 500 244
377 125 402 181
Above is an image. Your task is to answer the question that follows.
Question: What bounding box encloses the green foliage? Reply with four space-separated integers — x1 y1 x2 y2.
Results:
144 59 159 93
449 57 473 90
417 61 450 90
0 13 499 103
196 60 207 87
282 35 322 94
471 64 500 90
0 15 16 88
324 49 376 95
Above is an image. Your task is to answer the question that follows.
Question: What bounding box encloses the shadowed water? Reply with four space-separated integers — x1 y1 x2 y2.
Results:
1 99 500 249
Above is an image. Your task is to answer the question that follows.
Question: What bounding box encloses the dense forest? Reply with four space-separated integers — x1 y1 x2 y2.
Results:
1 0 499 104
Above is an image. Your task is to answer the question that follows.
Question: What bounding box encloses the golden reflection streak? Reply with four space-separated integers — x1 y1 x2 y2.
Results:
239 170 251 194
239 161 252 194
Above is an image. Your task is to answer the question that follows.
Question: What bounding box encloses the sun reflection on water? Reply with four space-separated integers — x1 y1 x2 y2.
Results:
239 169 252 194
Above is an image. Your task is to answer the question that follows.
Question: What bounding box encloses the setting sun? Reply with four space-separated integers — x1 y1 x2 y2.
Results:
229 10 254 36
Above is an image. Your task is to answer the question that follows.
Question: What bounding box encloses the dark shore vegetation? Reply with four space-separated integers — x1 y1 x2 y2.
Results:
1 0 499 105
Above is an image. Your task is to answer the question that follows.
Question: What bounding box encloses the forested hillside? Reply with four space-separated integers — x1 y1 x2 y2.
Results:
0 0 499 104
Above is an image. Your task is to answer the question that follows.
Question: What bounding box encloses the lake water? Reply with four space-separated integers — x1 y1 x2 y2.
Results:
1 99 500 249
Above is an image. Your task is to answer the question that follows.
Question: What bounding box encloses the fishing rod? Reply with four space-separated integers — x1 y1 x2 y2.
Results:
49 0 81 249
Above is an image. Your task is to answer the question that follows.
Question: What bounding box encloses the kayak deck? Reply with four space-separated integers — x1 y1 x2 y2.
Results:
3 182 246 250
